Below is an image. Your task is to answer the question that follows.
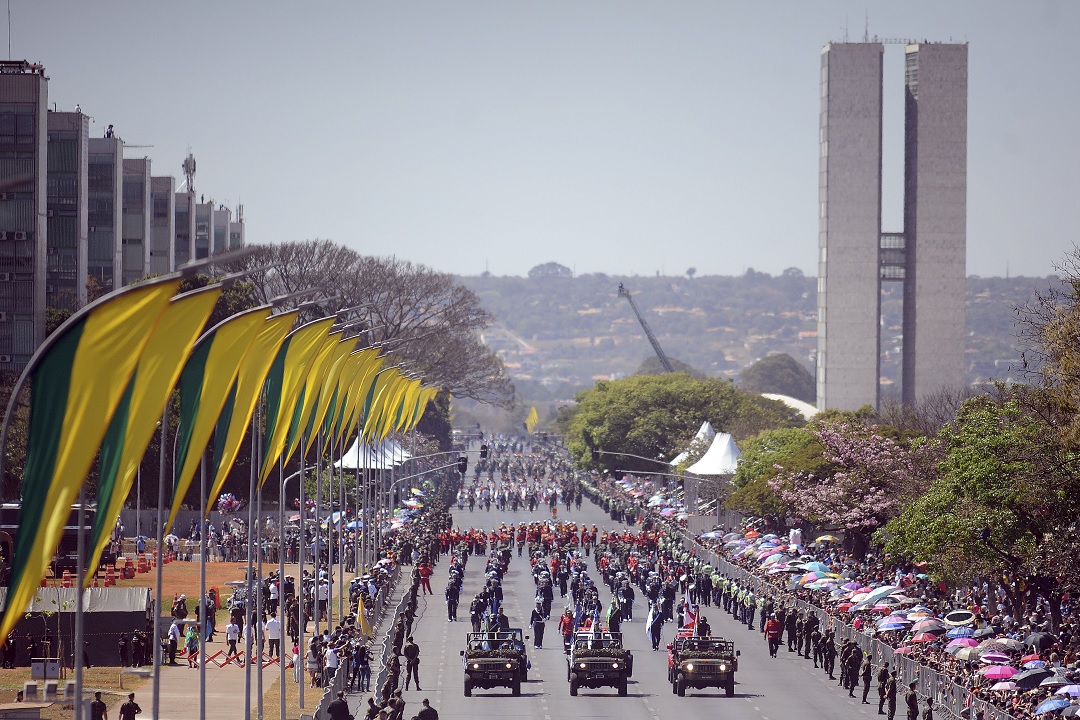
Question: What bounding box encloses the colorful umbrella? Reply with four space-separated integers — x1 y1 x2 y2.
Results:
816 534 840 543
893 646 914 655
947 638 980 648
1025 661 1048 669
943 609 976 627
980 665 1018 680
910 632 939 644
990 681 1018 691
1056 686 1080 697
912 619 946 633
1034 697 1071 715
800 561 831 574
981 652 1012 665
878 622 908 632
947 626 975 639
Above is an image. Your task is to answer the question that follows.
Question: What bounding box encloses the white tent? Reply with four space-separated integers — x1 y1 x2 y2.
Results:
335 437 412 470
685 432 742 475
669 421 716 466
761 393 818 421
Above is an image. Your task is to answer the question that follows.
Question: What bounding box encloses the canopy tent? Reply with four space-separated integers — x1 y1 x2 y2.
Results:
669 421 716 466
335 437 412 470
685 432 742 475
761 393 818 421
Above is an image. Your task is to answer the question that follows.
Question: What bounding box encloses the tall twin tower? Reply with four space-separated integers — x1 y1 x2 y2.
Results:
816 42 968 411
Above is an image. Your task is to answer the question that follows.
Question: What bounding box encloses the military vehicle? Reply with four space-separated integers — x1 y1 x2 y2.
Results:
667 634 739 696
460 629 529 696
567 630 634 696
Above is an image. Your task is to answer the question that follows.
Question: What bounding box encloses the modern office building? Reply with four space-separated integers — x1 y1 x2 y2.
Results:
149 176 175 276
816 41 967 411
88 136 123 294
0 61 49 368
194 199 213 260
174 189 195 266
46 110 89 312
212 205 231 254
121 157 151 286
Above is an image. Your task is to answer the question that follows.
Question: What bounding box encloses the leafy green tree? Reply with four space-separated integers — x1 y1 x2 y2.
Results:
722 427 823 525
738 353 816 404
563 373 801 475
635 355 706 378
880 390 1080 630
527 262 573 279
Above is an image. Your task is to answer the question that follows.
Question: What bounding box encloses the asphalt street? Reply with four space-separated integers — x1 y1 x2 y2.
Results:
389 494 895 720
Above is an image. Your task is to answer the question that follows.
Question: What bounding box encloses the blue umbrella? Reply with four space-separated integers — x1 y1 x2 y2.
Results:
878 622 908 632
801 561 831 574
1035 697 1071 715
1025 660 1048 669
947 627 975 639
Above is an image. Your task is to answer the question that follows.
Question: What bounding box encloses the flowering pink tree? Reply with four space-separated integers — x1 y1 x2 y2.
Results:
769 421 927 546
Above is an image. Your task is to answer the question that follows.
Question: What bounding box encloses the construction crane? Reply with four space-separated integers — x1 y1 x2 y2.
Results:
617 283 674 373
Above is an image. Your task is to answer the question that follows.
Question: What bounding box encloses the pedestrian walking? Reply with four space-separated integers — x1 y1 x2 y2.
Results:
118 693 141 720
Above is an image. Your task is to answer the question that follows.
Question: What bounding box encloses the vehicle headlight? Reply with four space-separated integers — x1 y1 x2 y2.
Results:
685 663 694 671
719 664 726 671
506 663 513 669
612 662 619 669
472 663 479 669
579 662 586 669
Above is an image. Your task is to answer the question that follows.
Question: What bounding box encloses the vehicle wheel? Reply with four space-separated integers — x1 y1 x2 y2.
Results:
464 678 472 697
618 677 628 696
676 674 686 697
726 676 735 697
512 680 522 696
570 679 579 697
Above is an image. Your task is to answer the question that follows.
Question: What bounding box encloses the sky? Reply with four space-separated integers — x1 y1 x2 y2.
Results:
12 1 1079 279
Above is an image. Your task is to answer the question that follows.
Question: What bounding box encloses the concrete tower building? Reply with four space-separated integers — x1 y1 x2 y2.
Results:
816 41 967 411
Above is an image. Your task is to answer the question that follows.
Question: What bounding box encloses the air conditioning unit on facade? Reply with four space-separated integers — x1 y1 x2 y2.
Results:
13 232 26 241
0 356 12 363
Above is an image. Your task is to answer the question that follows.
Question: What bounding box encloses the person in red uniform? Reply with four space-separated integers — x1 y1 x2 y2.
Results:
764 614 782 658
418 562 433 595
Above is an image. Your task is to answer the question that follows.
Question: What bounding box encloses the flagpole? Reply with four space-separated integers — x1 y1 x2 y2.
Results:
245 421 257 720
199 453 207 720
152 409 168 720
278 454 286 720
298 440 305 710
73 487 86 720
257 471 264 720
337 437 345 621
315 432 322 636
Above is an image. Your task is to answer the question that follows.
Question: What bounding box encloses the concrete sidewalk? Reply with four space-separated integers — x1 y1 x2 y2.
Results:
109 656 298 720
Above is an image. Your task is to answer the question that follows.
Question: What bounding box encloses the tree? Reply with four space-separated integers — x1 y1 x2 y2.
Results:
771 420 930 553
634 355 706 378
229 241 514 408
880 390 1080 630
561 373 801 475
723 427 823 526
738 353 815 404
527 262 573 280
686 267 697 280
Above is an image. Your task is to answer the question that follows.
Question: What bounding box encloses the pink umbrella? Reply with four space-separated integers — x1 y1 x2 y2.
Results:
948 638 980 648
893 646 914 655
911 632 939 644
980 665 1018 680
912 619 946 633
980 652 1012 665
990 681 1017 691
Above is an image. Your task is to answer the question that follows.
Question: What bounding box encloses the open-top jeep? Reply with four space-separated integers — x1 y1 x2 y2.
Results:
460 629 529 696
667 634 739 696
567 630 634 696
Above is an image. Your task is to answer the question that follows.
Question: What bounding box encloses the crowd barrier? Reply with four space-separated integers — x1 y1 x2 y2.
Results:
677 529 1016 720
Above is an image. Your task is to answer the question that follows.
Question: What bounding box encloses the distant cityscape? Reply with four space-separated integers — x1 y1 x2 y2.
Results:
461 272 1042 404
0 60 244 368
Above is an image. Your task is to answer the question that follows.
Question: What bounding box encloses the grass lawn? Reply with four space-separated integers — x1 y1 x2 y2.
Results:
0 666 148 720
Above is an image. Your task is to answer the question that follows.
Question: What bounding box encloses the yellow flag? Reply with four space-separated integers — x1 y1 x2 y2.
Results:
2 277 179 643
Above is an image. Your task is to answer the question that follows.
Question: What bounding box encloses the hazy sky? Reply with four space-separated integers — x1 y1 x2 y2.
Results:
14 1 1079 278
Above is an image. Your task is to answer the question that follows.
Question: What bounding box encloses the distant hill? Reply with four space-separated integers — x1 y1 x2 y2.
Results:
459 270 1054 405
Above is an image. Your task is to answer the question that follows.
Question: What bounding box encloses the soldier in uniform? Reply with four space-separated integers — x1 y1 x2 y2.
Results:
838 639 852 688
794 612 805 654
810 626 823 668
861 655 873 703
785 610 798 652
905 681 920 720
822 630 838 679
877 663 890 715
846 643 863 696
885 670 899 720
803 613 818 657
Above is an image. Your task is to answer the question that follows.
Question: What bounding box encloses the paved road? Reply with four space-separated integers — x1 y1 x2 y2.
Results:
387 496 895 720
